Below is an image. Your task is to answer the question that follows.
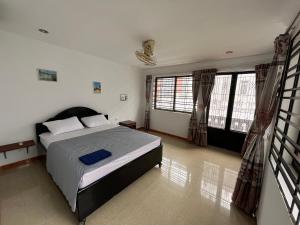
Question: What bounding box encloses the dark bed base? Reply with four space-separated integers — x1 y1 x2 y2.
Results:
77 144 162 224
35 106 163 225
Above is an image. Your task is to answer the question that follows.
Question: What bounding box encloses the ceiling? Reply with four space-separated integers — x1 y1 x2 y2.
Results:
0 0 299 68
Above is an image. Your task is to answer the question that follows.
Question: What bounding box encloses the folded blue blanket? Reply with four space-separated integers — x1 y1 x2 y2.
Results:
79 149 112 165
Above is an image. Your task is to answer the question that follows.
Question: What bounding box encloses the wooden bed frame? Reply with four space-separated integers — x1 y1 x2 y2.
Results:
35 107 163 225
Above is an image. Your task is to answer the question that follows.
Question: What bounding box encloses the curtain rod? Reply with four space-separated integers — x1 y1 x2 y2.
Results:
285 11 300 34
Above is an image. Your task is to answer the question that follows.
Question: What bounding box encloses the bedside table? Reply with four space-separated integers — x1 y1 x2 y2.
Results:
119 120 136 129
0 140 35 159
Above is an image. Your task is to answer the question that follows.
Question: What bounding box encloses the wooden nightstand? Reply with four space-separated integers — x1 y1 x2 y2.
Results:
0 140 35 159
119 120 136 129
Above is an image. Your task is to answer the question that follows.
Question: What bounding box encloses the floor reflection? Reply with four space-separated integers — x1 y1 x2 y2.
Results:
221 168 238 209
161 156 238 211
200 161 219 203
161 157 191 187
200 161 237 210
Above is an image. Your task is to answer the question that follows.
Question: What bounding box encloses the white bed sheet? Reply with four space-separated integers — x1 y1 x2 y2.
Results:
39 125 161 188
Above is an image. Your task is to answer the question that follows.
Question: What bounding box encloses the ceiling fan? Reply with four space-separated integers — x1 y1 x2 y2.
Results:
135 40 156 66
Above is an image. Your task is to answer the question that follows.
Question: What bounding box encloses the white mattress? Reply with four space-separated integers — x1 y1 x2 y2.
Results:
39 125 161 188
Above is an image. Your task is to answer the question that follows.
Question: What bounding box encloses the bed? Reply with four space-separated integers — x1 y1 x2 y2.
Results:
35 107 163 225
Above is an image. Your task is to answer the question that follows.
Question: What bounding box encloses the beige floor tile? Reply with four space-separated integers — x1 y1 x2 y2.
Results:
0 133 256 225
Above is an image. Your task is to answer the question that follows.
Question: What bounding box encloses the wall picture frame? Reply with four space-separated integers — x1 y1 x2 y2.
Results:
120 94 128 101
93 81 102 93
38 69 57 82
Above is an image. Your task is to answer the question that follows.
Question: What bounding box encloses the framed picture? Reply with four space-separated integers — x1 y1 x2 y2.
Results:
38 69 57 82
93 81 102 93
120 94 128 101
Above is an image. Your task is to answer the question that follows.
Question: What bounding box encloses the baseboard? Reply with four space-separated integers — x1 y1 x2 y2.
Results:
0 155 45 170
138 127 189 141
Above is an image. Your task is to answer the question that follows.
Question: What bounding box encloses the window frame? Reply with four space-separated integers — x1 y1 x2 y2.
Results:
207 74 233 129
152 71 256 127
207 70 256 134
153 75 193 114
268 30 300 225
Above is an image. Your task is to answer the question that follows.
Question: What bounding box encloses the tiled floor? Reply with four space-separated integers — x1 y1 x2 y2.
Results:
0 133 256 225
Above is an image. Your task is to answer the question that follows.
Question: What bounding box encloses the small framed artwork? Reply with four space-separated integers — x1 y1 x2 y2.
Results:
38 69 57 82
120 94 128 101
93 81 102 93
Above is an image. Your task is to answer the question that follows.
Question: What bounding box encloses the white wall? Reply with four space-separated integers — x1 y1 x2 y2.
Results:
143 54 273 138
0 30 144 166
151 110 191 138
257 162 293 225
255 116 293 225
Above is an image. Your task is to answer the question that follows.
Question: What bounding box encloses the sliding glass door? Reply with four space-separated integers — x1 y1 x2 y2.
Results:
207 71 256 152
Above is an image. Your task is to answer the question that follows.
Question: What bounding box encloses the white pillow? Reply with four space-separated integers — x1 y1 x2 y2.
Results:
81 114 110 128
43 116 84 135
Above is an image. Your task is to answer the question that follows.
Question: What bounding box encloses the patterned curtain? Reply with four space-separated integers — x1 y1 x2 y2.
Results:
144 75 152 131
194 69 217 146
188 73 201 141
232 34 290 215
241 64 270 156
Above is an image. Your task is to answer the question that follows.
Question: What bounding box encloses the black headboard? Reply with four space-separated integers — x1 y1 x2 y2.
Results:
35 106 108 143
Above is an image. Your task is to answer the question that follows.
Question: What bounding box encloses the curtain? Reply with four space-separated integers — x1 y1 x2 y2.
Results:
232 33 290 215
241 64 270 156
144 75 152 131
193 69 217 146
188 72 201 141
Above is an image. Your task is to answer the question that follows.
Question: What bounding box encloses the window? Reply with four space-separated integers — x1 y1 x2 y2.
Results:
153 73 256 130
154 77 175 111
230 73 256 132
208 75 232 129
208 72 256 133
153 75 193 113
269 30 300 225
175 76 193 112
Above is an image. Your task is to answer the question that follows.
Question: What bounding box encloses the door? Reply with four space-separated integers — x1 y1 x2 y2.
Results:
207 72 256 152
